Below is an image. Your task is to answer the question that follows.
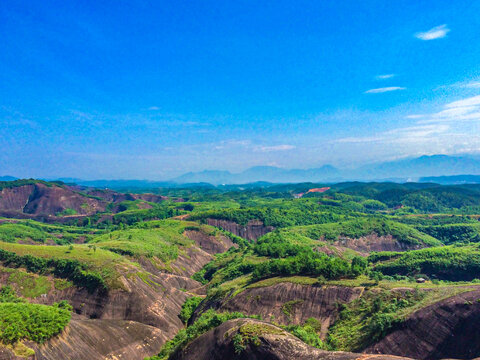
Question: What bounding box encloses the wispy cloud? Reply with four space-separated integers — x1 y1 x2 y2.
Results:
336 93 480 152
436 80 480 90
375 74 395 80
337 124 449 144
212 140 296 153
148 106 160 111
413 95 480 125
445 95 480 109
415 24 450 40
254 144 296 152
466 82 480 88
365 87 406 94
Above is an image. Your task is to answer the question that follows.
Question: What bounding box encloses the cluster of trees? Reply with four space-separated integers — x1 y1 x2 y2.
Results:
190 205 344 228
327 289 423 351
372 245 480 281
112 207 176 225
0 223 47 243
254 232 305 258
252 251 367 281
0 286 72 344
337 182 480 213
0 179 59 191
417 224 480 244
0 249 107 293
179 296 203 324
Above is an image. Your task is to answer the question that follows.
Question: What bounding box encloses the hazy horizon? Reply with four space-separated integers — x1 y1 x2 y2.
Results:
2 1 480 179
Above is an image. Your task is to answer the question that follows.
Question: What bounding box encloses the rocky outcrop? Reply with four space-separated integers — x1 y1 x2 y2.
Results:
170 318 413 360
84 188 168 204
206 219 274 241
33 273 190 330
0 182 169 219
0 185 34 213
192 283 363 337
1 229 236 360
0 183 107 217
184 230 236 255
333 234 423 254
366 289 480 360
34 319 166 360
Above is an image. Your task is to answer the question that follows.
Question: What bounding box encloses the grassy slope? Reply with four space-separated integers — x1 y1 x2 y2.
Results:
0 220 103 244
287 218 441 247
372 244 480 281
90 219 218 262
0 242 135 288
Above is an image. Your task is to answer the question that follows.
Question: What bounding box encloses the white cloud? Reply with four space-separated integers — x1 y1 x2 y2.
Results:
255 144 296 152
148 106 160 111
406 95 480 126
405 114 424 119
438 80 480 90
365 87 406 94
337 124 449 144
415 24 450 40
445 95 480 108
375 74 395 80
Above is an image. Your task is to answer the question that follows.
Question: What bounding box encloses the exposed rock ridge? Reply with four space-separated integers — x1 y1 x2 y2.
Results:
170 318 414 360
206 218 274 240
192 282 363 337
366 289 480 360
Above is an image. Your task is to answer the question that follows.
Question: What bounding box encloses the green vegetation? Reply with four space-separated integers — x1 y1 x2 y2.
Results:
281 299 303 318
56 208 78 216
252 251 356 281
0 286 72 344
3 179 480 356
0 242 134 291
282 318 326 349
0 220 102 245
233 322 284 353
147 310 260 360
189 200 350 228
417 223 480 244
179 296 203 324
112 207 175 225
371 244 480 281
0 223 47 243
91 220 193 261
0 267 51 298
327 289 425 351
0 179 58 190
287 218 442 246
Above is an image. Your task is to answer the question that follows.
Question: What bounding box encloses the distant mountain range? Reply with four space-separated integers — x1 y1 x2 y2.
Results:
0 176 17 182
2 155 480 187
419 175 480 185
169 155 480 185
171 165 342 185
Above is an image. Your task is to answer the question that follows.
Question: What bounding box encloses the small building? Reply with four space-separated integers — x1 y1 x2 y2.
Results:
416 277 426 283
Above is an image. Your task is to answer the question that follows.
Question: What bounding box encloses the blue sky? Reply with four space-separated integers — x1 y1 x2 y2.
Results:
1 0 480 179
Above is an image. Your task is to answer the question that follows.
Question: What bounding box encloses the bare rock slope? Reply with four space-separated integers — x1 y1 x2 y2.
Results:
193 282 363 337
170 318 413 360
366 289 480 360
206 219 274 240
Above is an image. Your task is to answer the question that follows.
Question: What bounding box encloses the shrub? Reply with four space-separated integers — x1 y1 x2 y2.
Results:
179 297 203 324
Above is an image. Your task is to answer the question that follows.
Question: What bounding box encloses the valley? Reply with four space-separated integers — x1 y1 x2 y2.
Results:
1 179 480 359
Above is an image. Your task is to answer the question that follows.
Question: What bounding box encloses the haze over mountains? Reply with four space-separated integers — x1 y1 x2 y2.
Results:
171 155 480 185
3 155 480 187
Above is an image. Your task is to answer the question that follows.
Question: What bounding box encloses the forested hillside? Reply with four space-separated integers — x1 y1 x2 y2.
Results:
0 179 480 359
